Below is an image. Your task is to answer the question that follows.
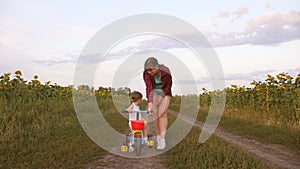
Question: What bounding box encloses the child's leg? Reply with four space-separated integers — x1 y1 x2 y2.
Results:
128 121 134 152
128 121 133 145
143 125 148 142
129 132 132 145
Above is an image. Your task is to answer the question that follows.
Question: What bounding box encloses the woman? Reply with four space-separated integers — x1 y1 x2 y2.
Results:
143 57 172 150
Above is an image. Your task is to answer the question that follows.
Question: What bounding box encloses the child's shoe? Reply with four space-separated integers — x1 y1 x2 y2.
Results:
129 146 134 152
128 144 134 152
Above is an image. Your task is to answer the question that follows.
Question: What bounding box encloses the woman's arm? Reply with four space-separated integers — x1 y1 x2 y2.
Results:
147 102 153 115
143 70 153 102
161 67 172 96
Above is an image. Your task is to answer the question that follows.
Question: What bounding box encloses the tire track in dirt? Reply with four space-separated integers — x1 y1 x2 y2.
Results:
85 110 300 169
169 110 300 169
84 153 168 169
84 120 170 169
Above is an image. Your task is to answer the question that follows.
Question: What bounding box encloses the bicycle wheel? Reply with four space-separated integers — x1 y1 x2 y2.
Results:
135 137 142 156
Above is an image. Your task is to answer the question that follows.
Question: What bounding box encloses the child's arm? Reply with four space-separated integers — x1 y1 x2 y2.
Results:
126 103 134 113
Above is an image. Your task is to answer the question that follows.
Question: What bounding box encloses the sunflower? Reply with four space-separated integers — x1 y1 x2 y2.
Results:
34 75 39 80
278 85 286 90
14 70 22 76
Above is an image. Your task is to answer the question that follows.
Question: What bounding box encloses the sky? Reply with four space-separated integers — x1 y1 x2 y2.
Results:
0 0 299 95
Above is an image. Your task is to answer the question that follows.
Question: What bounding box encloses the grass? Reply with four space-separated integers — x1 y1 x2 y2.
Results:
166 126 270 169
0 97 116 168
1 124 105 168
2 71 296 168
164 113 270 168
1 91 296 168
0 93 141 168
196 107 300 151
219 116 300 150
167 100 298 168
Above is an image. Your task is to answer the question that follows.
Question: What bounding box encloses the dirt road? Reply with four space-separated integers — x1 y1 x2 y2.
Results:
84 153 168 169
169 110 300 169
84 119 170 169
85 110 300 169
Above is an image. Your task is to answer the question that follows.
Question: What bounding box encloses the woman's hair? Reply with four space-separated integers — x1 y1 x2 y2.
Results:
130 91 143 102
144 57 158 70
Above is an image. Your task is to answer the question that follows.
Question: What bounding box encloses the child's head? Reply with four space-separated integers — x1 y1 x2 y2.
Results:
130 91 143 103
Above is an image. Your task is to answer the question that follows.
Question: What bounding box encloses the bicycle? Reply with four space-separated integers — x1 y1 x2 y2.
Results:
121 110 154 156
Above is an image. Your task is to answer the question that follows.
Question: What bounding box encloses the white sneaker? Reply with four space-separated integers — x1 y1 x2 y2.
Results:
157 138 166 150
156 135 161 148
129 146 134 152
144 137 148 144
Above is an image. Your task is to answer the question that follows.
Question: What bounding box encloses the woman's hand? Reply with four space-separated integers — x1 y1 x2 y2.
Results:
147 102 153 115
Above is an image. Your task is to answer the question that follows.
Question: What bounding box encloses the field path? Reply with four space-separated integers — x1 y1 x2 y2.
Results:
84 120 170 169
85 110 300 169
84 153 168 169
169 110 300 169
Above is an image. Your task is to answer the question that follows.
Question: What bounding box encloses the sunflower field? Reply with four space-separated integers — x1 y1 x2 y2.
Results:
0 70 129 168
200 73 300 128
1 70 299 168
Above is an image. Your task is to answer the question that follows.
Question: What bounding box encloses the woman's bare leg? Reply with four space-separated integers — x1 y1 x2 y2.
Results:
158 96 170 139
152 95 161 136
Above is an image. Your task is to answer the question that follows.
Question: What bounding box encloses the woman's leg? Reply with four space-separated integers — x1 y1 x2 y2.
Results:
152 95 162 136
158 96 170 139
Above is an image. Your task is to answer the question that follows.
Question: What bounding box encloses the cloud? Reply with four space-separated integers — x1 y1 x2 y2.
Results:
31 57 75 66
265 1 271 9
232 7 249 22
0 15 32 49
210 11 300 46
285 67 300 76
24 10 300 68
30 50 127 66
223 68 300 85
176 68 300 92
105 11 300 52
226 69 276 81
51 27 98 41
176 68 300 87
127 10 300 49
216 7 249 22
218 10 230 18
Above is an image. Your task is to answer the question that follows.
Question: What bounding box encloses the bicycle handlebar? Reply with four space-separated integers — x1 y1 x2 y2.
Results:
122 110 149 113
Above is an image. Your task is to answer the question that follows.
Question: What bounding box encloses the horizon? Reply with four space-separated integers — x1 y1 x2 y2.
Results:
1 1 299 95
1 69 298 94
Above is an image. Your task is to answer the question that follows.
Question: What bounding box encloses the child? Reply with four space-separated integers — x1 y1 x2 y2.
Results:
126 91 148 152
